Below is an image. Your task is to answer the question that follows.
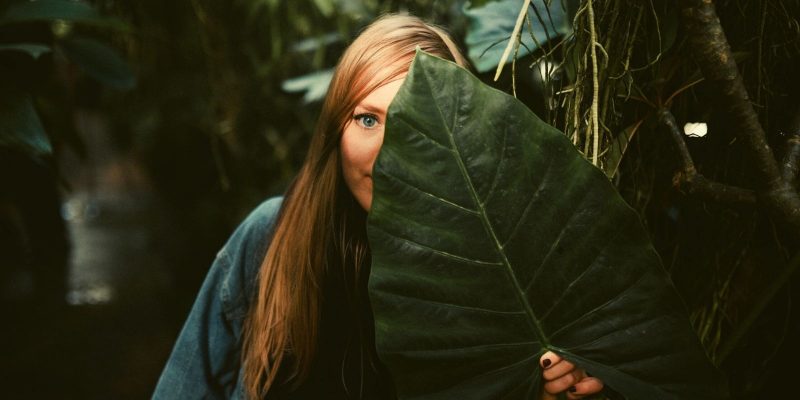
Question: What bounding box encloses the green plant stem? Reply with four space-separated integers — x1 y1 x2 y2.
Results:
717 250 800 363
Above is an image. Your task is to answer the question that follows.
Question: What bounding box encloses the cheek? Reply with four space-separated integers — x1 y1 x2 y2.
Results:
340 130 362 171
341 128 383 172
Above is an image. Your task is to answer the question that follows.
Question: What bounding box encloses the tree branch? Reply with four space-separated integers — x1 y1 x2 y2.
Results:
678 0 800 228
658 109 757 206
782 105 800 184
784 134 800 184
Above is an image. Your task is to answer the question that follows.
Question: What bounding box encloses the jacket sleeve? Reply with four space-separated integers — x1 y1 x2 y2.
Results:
153 197 283 399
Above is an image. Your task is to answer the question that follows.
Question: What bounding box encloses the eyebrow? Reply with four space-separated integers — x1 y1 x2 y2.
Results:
353 103 386 115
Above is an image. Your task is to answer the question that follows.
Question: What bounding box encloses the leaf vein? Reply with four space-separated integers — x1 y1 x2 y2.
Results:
523 184 593 293
536 226 627 322
417 59 549 346
500 160 552 249
548 270 647 339
561 314 665 353
383 171 478 215
392 341 538 356
371 224 502 267
481 126 508 207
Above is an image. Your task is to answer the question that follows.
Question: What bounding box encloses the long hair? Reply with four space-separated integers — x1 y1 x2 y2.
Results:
241 14 469 399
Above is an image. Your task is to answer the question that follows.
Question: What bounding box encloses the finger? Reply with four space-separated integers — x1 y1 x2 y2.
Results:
540 351 562 369
565 377 605 399
543 369 582 395
542 358 576 381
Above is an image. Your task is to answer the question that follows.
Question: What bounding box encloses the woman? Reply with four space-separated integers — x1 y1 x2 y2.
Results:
154 14 604 400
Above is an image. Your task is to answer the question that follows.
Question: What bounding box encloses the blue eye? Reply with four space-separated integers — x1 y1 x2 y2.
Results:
354 113 379 129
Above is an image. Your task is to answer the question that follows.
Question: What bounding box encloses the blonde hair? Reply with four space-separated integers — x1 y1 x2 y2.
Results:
241 14 469 398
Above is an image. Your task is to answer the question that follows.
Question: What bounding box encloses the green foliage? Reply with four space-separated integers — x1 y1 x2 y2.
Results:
602 120 642 179
0 0 135 160
0 0 127 29
368 51 725 399
0 43 51 59
58 35 136 90
0 91 51 156
0 0 101 24
281 68 334 103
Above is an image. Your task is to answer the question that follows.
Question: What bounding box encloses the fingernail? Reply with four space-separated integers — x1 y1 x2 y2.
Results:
542 358 551 368
569 386 577 393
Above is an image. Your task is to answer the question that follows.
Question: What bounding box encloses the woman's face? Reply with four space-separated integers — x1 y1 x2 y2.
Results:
341 76 406 211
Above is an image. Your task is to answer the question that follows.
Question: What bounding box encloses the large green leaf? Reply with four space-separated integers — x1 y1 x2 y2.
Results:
367 51 726 399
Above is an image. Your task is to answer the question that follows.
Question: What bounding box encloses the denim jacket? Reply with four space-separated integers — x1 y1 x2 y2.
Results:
153 197 394 399
153 197 283 399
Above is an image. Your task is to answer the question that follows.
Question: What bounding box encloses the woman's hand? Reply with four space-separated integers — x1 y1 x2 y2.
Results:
539 351 604 399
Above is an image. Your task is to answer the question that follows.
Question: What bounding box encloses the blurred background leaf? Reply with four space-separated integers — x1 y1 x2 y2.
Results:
58 35 136 90
0 0 129 29
0 43 52 58
0 91 51 157
282 68 334 103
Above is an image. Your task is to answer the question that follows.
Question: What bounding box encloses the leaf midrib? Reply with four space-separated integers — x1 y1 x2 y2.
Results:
418 62 550 348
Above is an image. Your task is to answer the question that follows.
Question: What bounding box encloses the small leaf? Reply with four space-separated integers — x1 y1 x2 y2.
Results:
281 68 333 103
0 43 52 59
367 51 726 399
0 92 52 156
58 35 136 90
291 32 341 53
602 120 643 179
464 0 573 73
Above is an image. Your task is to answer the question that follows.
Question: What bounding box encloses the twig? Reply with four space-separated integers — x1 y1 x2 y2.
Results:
658 109 757 206
664 78 705 107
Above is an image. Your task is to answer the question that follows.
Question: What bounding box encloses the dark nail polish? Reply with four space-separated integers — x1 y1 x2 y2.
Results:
569 386 577 393
542 358 551 368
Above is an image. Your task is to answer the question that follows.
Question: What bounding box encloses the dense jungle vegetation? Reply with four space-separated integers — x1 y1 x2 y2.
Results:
1 0 798 398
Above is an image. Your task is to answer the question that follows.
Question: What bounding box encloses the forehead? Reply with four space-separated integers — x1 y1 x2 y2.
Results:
356 75 407 111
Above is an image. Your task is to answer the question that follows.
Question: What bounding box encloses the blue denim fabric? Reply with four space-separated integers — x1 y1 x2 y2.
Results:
153 197 283 399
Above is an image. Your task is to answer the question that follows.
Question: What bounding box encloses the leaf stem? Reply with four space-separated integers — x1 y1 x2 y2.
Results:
494 0 531 82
